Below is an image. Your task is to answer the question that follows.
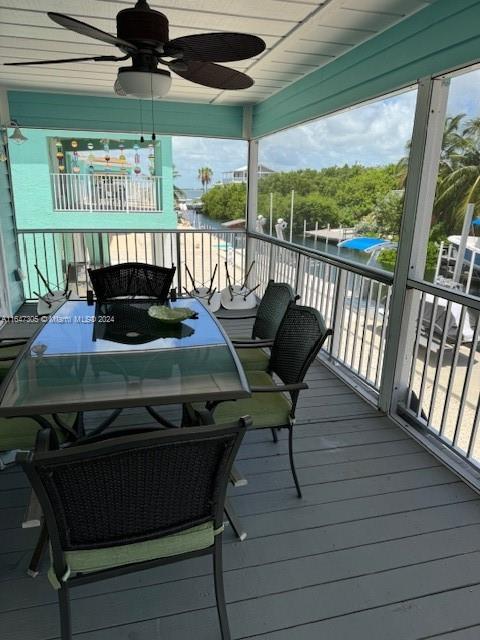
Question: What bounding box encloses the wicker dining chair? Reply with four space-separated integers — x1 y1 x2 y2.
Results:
201 303 332 497
0 339 79 470
88 262 176 302
220 280 298 371
17 418 250 640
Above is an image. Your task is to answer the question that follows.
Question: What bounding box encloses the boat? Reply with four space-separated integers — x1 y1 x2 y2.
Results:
447 235 480 269
337 236 397 265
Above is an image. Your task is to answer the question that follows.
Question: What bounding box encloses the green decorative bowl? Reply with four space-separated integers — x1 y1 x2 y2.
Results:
148 305 197 324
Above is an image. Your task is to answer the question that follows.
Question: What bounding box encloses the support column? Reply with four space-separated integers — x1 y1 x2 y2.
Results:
378 77 450 413
245 134 259 286
0 89 17 315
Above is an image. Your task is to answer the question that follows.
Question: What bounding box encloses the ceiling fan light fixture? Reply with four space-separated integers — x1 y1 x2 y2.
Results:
116 68 171 98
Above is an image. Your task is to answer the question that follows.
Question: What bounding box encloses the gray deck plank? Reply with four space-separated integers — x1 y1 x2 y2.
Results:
1 315 480 639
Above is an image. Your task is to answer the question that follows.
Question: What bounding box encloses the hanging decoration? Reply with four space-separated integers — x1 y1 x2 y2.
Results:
102 139 110 163
72 149 80 174
118 141 126 166
133 146 141 175
71 140 78 149
87 141 94 150
148 148 155 176
55 140 65 172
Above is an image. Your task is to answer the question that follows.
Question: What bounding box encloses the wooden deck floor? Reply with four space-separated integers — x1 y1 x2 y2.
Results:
2 313 480 639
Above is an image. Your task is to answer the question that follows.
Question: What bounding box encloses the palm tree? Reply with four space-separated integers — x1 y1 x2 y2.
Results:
173 165 186 205
434 114 480 232
397 113 480 234
198 166 213 193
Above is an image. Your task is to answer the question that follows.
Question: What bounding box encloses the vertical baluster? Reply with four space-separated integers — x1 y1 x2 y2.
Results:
416 293 441 422
453 314 480 451
351 276 365 373
439 305 468 439
358 279 373 379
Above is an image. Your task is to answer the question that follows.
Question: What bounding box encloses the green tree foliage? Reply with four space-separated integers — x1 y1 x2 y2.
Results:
202 182 246 219
370 190 404 237
398 113 480 235
201 165 398 227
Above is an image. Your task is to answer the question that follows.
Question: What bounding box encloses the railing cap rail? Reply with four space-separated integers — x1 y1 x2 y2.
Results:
248 231 394 285
17 228 246 235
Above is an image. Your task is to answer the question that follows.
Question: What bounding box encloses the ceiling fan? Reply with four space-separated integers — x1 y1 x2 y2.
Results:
4 0 266 98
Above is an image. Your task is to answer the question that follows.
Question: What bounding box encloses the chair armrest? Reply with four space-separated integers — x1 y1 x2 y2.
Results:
233 339 274 348
215 313 257 321
251 382 309 393
0 339 28 349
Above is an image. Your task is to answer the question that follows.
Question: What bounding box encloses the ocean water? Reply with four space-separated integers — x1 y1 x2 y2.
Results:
183 209 391 273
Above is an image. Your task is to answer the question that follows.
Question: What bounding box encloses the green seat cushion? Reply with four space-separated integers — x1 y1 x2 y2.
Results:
0 413 76 451
209 370 291 429
236 347 270 372
48 521 218 589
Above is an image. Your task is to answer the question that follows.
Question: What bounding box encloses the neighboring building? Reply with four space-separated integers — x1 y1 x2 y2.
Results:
9 129 175 231
8 128 176 293
222 164 275 184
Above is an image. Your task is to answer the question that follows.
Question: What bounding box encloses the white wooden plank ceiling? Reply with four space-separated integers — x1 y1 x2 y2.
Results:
0 0 436 105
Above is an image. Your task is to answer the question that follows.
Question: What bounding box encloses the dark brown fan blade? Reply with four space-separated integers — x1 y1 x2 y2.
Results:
4 55 128 66
48 12 136 52
164 32 265 62
173 61 254 90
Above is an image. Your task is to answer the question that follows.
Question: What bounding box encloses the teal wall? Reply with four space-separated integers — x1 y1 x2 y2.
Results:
8 129 176 231
8 91 244 139
0 150 23 313
253 0 480 137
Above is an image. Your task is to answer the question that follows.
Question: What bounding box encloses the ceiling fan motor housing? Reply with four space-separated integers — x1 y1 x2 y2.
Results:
116 2 169 48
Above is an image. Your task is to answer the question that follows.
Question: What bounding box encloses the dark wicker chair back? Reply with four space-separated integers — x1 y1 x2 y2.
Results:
20 423 246 552
88 262 176 302
252 280 296 340
269 303 332 407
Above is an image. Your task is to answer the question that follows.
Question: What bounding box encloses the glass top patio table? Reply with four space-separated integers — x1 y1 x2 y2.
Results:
0 298 250 418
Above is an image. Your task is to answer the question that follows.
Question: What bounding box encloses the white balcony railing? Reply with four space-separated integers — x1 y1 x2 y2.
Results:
12 227 480 481
51 173 161 212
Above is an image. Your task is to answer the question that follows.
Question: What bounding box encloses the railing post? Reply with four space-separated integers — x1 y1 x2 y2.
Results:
295 253 307 297
87 174 93 212
125 176 130 214
175 232 182 294
378 77 450 413
330 268 347 359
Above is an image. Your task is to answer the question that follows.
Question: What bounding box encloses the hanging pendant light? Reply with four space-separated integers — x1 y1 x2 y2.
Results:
8 121 28 144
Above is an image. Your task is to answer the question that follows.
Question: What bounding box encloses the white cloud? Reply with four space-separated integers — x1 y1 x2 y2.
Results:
259 89 418 170
172 70 480 189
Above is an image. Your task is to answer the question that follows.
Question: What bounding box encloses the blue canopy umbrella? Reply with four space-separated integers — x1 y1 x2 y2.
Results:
337 237 393 253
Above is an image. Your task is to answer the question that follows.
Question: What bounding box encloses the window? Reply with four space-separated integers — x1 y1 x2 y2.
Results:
172 136 248 229
421 67 480 299
256 88 418 271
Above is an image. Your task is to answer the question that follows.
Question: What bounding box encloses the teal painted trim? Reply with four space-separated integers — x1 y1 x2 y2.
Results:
253 0 480 137
8 91 245 139
0 160 23 313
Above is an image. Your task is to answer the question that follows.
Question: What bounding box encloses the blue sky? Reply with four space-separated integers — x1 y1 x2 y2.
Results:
173 69 480 190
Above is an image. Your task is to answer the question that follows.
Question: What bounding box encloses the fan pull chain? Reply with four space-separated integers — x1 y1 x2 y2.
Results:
139 99 145 144
151 73 156 142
